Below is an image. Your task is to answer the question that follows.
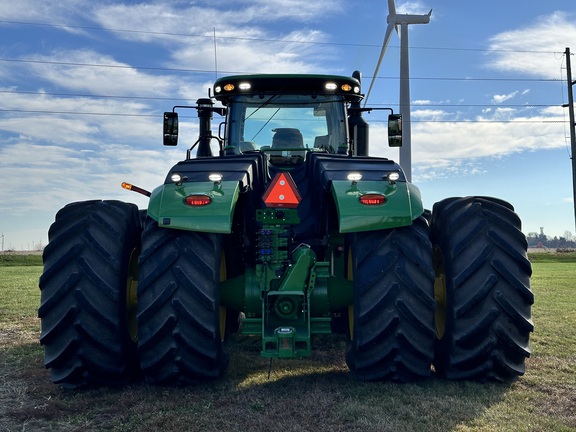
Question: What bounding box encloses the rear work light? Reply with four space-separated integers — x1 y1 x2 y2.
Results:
185 195 211 206
359 193 386 206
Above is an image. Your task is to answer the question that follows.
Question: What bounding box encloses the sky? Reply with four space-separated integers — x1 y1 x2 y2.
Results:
1 0 575 250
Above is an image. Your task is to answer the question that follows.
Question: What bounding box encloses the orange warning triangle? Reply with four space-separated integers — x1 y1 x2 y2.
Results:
262 172 301 208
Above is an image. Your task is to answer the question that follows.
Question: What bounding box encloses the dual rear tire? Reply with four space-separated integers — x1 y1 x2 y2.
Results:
346 216 436 381
136 218 227 385
346 197 533 382
39 201 143 388
431 197 534 381
39 203 227 387
39 196 533 387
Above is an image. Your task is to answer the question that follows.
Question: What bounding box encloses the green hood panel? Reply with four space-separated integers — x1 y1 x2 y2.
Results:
147 181 240 233
331 180 424 233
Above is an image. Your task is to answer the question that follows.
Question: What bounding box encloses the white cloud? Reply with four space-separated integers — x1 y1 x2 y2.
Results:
91 1 343 44
176 30 332 74
88 1 341 75
0 141 181 214
486 11 576 79
492 91 518 104
24 50 175 96
411 109 447 120
0 88 160 145
396 1 433 15
0 0 88 23
366 105 566 182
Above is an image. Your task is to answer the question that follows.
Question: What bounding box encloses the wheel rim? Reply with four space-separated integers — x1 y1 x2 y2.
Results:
126 247 140 343
433 245 447 339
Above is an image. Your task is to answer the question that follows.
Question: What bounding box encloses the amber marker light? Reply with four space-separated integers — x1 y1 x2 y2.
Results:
223 83 235 91
121 182 151 197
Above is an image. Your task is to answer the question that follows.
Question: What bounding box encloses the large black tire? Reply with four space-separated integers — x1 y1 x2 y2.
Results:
431 196 534 381
38 200 143 388
345 216 435 381
137 219 227 385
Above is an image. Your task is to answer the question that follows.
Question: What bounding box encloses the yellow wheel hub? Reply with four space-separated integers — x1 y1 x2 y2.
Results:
219 251 227 342
126 248 140 343
433 245 447 339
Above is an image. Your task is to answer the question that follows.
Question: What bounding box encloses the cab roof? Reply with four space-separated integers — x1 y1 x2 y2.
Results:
213 74 363 102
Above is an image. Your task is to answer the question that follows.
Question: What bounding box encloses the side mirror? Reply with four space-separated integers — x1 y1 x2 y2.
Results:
163 112 179 146
388 113 402 147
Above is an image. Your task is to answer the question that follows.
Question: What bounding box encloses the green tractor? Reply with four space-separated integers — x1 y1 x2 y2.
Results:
39 72 533 388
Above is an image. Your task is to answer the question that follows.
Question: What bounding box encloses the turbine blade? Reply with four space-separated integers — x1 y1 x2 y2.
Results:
364 21 396 106
388 0 396 17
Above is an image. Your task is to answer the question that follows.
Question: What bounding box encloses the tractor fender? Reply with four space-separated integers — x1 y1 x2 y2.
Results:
330 180 424 233
147 180 241 233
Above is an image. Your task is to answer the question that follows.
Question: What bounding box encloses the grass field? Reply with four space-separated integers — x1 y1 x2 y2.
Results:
1 253 575 431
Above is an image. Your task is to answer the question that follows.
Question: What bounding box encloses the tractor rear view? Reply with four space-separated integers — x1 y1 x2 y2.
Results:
39 72 533 388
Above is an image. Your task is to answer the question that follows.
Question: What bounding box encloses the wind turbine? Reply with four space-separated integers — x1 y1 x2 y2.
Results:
365 0 432 182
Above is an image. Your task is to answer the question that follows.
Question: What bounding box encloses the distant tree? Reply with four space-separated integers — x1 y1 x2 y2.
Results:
526 230 575 248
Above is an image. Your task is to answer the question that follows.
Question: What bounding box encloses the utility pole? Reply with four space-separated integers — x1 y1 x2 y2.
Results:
563 47 576 233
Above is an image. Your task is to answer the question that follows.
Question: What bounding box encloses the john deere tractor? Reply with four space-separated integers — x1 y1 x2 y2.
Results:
39 72 533 388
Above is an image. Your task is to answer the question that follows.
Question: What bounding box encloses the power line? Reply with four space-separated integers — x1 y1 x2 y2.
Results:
375 76 561 82
0 57 564 82
0 108 158 117
375 103 559 108
0 19 561 55
0 89 189 102
0 90 561 108
0 57 218 74
0 108 566 124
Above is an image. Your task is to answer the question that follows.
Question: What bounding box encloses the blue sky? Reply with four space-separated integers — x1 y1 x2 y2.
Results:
1 0 575 250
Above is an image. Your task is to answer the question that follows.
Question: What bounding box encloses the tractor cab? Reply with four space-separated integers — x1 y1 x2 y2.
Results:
163 72 404 164
213 74 363 165
224 93 349 165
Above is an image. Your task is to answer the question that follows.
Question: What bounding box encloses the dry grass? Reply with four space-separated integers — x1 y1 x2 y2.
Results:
0 257 575 432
